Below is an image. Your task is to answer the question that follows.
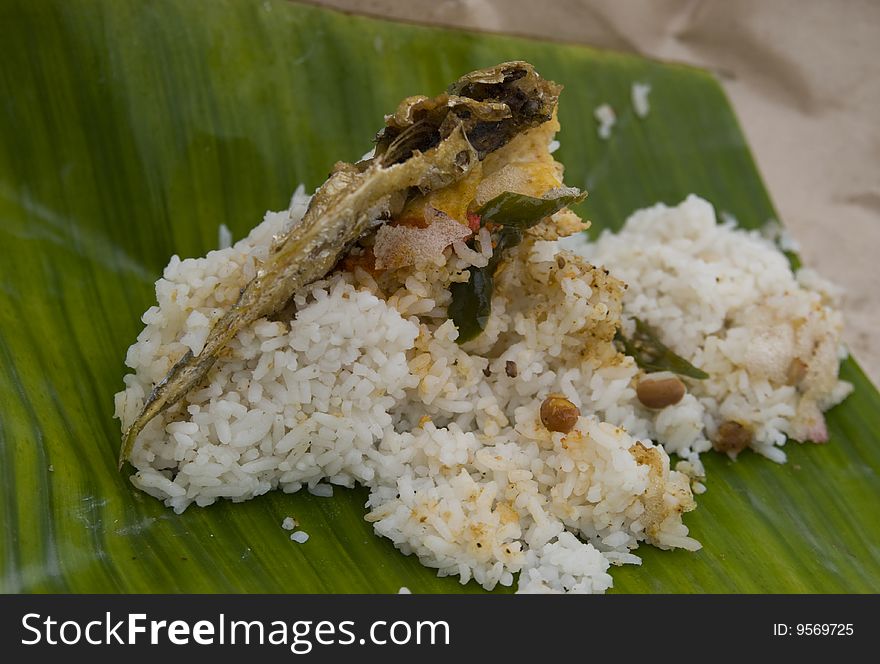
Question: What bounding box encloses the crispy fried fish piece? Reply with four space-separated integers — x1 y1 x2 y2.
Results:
119 61 561 467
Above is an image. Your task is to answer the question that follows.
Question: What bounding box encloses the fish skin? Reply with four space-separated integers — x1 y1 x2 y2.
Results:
119 62 561 467
377 61 561 163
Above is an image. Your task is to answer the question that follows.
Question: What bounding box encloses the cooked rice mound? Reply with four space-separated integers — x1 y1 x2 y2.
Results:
116 121 849 593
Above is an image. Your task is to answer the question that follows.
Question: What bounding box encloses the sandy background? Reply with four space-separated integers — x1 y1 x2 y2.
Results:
304 0 880 386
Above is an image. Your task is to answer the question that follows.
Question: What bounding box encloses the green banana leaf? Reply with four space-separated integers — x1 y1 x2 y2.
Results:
2 0 878 594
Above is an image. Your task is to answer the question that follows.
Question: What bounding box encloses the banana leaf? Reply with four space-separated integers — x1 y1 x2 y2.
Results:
1 0 878 594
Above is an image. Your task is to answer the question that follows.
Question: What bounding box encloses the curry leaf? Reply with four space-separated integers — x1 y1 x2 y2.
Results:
449 226 526 344
616 318 710 379
476 188 587 228
449 268 495 344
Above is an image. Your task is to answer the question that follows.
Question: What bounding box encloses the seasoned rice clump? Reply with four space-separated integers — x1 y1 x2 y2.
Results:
563 195 852 466
115 186 700 593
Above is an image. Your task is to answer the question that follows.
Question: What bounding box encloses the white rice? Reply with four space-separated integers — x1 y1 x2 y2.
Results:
631 82 651 118
594 104 616 140
281 516 296 531
290 531 310 544
308 484 333 498
218 223 233 250
762 218 803 254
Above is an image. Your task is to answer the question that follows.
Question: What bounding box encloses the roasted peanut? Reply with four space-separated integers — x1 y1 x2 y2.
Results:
636 375 686 409
540 395 580 433
713 420 752 455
